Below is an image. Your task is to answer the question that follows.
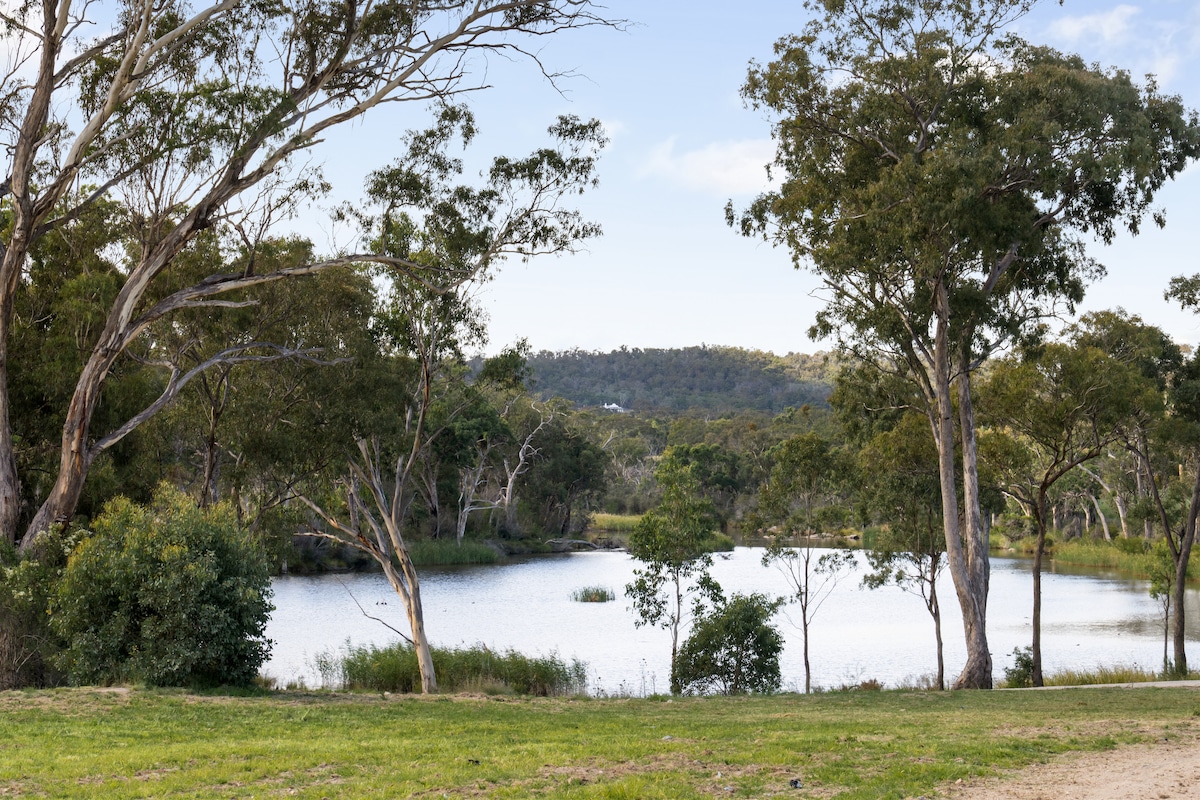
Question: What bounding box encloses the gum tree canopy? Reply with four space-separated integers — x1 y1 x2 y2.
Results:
731 0 1200 688
0 0 616 550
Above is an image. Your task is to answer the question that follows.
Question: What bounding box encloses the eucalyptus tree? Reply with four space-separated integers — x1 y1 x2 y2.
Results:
145 244 381 536
296 107 605 693
980 342 1149 686
0 0 617 550
626 453 723 694
1071 310 1182 540
858 411 949 690
1110 276 1200 675
753 433 855 694
730 0 1200 687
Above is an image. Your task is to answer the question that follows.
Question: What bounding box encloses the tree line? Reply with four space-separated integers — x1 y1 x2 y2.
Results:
517 346 835 412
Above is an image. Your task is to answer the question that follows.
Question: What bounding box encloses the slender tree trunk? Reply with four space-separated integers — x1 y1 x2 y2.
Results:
1087 493 1110 540
925 550 945 691
1171 461 1200 675
670 573 683 693
802 612 811 694
1031 489 1048 687
932 592 944 692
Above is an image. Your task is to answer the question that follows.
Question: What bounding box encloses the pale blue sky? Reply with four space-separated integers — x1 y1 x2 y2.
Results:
315 1 1200 356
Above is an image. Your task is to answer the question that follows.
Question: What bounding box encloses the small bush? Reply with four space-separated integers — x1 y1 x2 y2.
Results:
704 532 736 552
1113 536 1150 555
321 641 588 696
571 585 615 602
672 593 783 696
0 529 78 689
1003 646 1035 688
51 485 273 687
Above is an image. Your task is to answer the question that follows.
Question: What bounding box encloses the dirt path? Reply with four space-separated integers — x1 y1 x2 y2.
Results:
944 736 1200 799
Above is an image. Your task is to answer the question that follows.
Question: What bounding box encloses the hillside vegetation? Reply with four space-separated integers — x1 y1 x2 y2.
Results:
525 346 836 412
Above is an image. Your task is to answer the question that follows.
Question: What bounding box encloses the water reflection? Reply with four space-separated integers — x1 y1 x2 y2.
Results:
263 548 1199 692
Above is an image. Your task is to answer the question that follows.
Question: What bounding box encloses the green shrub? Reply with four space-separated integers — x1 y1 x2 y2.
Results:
1113 536 1150 555
571 585 615 602
51 485 273 687
1003 646 1036 688
704 532 736 552
0 529 78 689
323 641 587 696
672 593 783 696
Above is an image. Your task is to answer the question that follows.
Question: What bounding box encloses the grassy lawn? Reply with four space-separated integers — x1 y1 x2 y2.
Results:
2 686 1198 798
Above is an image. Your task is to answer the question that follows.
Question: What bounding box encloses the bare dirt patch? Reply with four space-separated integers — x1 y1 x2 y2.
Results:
945 734 1200 800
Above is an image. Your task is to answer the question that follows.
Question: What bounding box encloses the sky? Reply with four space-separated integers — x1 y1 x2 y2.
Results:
312 1 1200 357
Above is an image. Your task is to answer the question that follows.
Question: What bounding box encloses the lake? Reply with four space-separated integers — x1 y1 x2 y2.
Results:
263 547 1200 693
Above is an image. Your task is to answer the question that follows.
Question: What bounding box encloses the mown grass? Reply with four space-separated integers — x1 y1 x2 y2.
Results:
2 685 1198 798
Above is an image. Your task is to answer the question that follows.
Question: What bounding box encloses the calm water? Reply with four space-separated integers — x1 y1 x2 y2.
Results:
263 548 1200 692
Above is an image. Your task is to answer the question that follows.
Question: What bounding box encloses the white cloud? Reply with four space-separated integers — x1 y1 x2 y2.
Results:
1049 4 1140 43
638 137 775 195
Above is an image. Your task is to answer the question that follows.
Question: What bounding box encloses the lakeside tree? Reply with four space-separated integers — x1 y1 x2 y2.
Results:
1071 311 1183 542
294 105 605 693
625 455 723 693
858 411 950 690
2 0 617 552
980 341 1148 686
730 0 1200 687
672 592 784 696
753 433 854 693
1118 276 1200 675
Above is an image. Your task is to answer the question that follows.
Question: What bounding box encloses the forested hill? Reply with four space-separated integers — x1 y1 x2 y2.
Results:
524 346 835 412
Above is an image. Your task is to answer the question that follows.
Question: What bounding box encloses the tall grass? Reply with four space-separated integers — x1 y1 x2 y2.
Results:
589 513 642 532
315 641 588 696
571 585 615 602
997 662 1200 688
405 540 499 567
1050 538 1157 577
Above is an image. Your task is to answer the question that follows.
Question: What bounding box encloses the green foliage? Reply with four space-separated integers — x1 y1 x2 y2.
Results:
1003 647 1036 689
521 412 610 535
625 456 724 692
1114 537 1151 556
754 432 853 535
404 540 499 567
672 593 784 696
0 528 80 688
51 486 273 687
321 641 587 696
626 460 721 625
